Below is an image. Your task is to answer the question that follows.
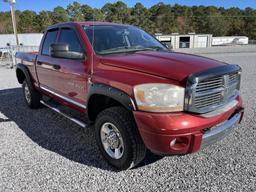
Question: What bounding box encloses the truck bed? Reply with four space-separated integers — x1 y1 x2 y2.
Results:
16 52 38 64
15 52 39 86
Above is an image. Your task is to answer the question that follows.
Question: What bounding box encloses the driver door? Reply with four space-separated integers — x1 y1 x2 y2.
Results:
37 26 89 109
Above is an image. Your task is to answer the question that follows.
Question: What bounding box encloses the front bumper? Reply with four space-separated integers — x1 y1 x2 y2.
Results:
133 96 244 155
201 112 241 148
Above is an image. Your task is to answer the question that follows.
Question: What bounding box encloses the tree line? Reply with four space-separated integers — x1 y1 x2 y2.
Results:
0 1 256 39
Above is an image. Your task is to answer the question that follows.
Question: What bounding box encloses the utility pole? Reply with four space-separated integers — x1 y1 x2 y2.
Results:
3 0 19 45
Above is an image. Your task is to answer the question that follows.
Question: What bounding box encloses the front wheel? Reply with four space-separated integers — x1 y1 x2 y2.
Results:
95 106 146 170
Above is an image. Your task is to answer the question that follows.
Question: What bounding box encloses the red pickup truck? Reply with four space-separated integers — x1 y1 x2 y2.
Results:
16 22 244 170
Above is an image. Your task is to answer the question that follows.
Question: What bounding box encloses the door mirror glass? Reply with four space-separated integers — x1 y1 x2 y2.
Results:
50 43 85 60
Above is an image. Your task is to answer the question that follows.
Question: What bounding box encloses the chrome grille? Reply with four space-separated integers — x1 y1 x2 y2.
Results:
185 68 241 114
194 91 222 109
228 73 239 85
195 76 223 93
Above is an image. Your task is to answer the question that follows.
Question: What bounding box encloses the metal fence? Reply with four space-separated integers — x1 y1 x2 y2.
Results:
0 45 39 68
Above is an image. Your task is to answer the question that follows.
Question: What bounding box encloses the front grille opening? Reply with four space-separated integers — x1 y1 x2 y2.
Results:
194 91 222 108
196 76 223 93
188 71 240 113
228 73 239 85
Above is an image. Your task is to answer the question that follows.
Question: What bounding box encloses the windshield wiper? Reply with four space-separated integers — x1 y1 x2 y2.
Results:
123 46 166 53
98 46 166 55
141 46 166 51
98 46 143 55
101 46 129 52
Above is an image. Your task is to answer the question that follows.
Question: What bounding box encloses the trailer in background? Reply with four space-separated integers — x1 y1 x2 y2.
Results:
212 36 249 46
155 33 212 49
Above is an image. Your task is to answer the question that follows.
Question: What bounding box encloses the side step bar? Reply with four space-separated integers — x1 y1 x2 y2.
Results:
40 100 87 128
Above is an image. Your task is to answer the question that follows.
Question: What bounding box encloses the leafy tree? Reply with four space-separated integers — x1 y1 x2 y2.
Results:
243 8 256 39
67 2 104 21
37 11 53 32
204 6 230 36
207 13 230 36
224 8 245 36
81 5 95 21
102 1 131 23
18 10 39 33
173 4 195 33
130 3 155 33
149 3 179 34
92 8 104 21
0 12 13 33
52 6 69 23
67 1 84 21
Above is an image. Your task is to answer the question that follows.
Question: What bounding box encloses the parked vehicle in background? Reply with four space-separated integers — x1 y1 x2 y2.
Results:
15 22 244 170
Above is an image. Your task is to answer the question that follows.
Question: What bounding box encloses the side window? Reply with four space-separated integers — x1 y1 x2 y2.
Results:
58 28 83 53
42 29 58 55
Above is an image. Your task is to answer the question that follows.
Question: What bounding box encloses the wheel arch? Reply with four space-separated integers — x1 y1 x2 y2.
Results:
87 83 136 121
16 64 32 85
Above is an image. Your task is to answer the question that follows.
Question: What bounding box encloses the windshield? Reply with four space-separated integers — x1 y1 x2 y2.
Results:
84 25 167 55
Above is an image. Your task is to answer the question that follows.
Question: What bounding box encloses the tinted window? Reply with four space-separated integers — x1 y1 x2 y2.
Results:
58 28 83 53
42 30 58 55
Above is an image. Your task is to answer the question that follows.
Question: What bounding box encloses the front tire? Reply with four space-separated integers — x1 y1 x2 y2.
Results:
95 106 146 170
22 80 42 109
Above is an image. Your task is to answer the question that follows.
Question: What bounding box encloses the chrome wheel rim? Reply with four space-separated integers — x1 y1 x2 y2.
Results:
24 83 31 104
100 122 124 159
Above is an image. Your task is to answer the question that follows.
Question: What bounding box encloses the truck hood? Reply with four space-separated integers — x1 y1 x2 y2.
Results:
99 51 226 81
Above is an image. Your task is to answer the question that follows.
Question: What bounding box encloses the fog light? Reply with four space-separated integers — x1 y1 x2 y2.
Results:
170 138 177 147
169 137 190 152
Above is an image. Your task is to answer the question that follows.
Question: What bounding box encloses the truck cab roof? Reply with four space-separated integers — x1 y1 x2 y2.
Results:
47 21 130 31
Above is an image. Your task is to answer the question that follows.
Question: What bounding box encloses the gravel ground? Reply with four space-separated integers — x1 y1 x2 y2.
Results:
0 52 255 192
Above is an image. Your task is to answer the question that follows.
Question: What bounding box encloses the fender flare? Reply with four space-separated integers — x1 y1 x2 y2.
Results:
16 63 32 86
87 83 136 111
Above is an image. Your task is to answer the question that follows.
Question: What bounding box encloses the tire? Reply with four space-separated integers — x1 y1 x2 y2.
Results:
95 106 146 170
22 79 42 109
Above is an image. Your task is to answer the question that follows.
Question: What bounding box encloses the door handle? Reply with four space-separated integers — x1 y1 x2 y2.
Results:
53 64 61 70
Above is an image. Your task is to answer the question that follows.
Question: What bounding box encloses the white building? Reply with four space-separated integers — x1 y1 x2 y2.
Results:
0 33 43 47
155 33 213 49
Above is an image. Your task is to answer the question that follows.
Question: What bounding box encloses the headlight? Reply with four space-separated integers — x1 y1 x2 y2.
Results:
134 83 185 112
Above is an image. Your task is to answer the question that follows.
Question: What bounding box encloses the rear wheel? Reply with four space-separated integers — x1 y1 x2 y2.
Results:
95 106 146 170
22 80 42 109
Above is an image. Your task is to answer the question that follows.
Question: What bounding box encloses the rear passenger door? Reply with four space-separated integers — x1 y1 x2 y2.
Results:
37 26 89 110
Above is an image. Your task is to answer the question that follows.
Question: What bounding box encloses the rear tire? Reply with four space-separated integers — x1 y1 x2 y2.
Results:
95 106 146 170
22 79 42 109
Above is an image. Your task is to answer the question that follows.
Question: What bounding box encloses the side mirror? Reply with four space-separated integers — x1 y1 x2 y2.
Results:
162 42 172 50
50 43 85 60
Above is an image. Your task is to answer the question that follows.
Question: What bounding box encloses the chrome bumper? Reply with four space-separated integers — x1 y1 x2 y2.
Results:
201 112 241 148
